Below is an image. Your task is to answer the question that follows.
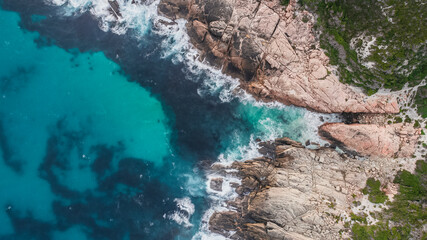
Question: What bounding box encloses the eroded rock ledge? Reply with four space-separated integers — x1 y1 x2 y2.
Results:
319 123 421 158
158 0 399 114
208 138 412 240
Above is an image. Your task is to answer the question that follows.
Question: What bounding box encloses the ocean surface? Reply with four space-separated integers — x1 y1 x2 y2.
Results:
0 0 339 239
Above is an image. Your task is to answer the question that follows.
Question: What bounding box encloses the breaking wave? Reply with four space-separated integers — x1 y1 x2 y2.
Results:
39 1 342 239
167 197 196 228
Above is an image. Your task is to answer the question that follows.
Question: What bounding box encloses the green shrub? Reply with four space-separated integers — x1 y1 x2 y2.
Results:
362 178 388 204
352 222 411 240
300 0 427 106
414 120 421 128
351 161 426 239
394 117 403 123
415 85 427 118
389 160 427 226
350 213 367 224
280 0 289 6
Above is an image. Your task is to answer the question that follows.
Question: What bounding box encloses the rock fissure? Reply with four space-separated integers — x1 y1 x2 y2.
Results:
205 138 417 239
158 0 400 114
155 1 424 239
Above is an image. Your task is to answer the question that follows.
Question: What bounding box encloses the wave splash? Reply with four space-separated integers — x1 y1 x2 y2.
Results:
166 197 196 228
40 1 342 239
153 14 342 239
45 0 160 36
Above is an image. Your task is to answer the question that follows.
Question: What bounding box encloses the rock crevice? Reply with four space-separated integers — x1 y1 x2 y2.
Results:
158 0 399 114
207 138 416 239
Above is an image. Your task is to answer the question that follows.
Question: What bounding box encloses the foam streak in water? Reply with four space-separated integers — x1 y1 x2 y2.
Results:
167 197 195 228
45 0 160 36
35 2 342 239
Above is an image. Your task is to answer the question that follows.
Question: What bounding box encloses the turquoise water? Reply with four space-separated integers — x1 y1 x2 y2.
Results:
0 1 335 238
0 9 171 236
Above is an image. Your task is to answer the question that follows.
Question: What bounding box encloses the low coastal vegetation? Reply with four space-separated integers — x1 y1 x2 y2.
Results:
362 178 388 204
297 0 426 117
351 160 427 239
415 85 427 118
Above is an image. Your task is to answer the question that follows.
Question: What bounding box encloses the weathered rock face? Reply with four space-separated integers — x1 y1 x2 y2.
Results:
319 123 421 157
209 177 224 192
208 138 417 240
232 140 362 240
158 0 399 114
157 0 190 19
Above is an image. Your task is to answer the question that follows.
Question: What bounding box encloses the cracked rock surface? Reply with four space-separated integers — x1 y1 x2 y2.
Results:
319 123 421 158
158 0 399 114
208 138 415 240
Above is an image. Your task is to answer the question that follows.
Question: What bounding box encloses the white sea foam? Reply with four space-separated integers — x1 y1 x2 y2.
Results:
45 0 160 36
167 197 195 228
44 2 343 238
183 173 206 197
153 15 342 239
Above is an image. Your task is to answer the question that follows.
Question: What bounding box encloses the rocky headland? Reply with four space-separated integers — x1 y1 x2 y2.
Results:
155 0 423 159
319 122 421 158
154 0 425 239
208 138 420 239
156 0 421 155
158 0 399 114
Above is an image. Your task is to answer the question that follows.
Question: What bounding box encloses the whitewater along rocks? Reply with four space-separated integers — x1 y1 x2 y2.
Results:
208 138 414 240
319 123 421 158
209 177 224 192
158 0 399 114
108 0 122 18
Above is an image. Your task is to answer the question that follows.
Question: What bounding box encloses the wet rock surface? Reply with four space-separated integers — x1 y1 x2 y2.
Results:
209 177 224 192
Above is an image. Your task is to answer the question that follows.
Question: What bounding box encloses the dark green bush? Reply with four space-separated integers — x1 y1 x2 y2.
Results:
280 0 290 6
362 178 388 204
299 0 426 117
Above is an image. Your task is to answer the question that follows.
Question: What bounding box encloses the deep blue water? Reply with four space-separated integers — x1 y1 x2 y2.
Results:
0 1 333 239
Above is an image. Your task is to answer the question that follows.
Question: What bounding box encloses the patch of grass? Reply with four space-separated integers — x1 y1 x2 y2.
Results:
362 178 388 204
350 213 367 224
352 222 411 240
414 120 421 128
351 160 427 239
280 0 290 6
390 161 427 226
415 85 427 118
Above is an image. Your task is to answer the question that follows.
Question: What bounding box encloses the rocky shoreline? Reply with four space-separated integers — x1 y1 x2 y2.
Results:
156 0 421 155
154 0 424 239
207 138 417 239
156 0 421 158
158 0 399 114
